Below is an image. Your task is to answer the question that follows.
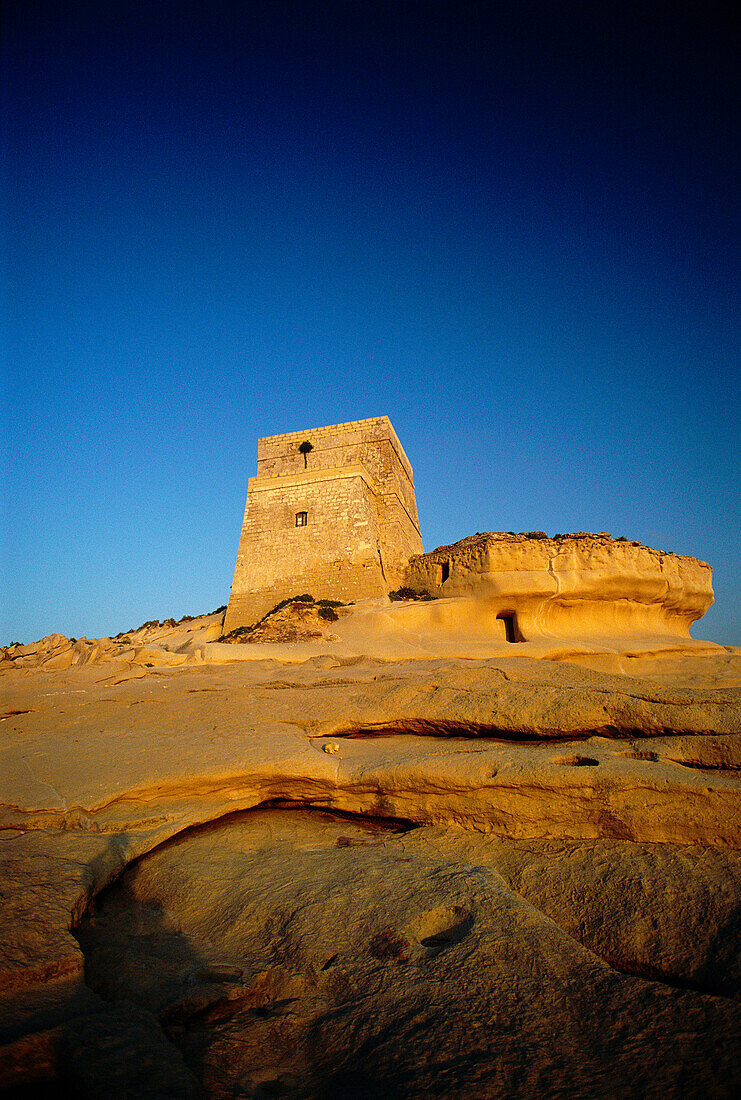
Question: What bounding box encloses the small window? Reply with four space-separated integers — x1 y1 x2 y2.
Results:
295 511 307 527
439 561 450 583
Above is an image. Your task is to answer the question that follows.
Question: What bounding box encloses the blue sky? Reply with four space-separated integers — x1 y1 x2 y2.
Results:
2 1 739 645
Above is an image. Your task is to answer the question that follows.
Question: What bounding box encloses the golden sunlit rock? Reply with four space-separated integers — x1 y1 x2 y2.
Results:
1 593 740 1096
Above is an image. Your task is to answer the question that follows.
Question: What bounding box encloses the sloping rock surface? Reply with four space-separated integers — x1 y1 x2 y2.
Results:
74 809 741 1100
1 646 740 1097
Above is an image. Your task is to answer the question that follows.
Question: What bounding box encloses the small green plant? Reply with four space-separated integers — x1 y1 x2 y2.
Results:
258 598 312 624
212 605 227 615
318 606 339 622
389 587 415 601
524 531 548 540
389 587 435 602
615 536 628 541
218 625 251 641
316 598 345 608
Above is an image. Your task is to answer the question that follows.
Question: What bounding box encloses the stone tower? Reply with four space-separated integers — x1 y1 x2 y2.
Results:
223 416 423 631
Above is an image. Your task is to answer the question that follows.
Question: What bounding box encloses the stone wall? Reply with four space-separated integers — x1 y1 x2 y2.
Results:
224 417 423 631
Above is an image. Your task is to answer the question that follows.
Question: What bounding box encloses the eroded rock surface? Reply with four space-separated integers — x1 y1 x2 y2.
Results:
1 637 740 1096
406 532 714 639
74 809 741 1099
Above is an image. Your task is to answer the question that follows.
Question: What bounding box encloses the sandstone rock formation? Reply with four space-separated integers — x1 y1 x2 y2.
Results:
405 532 714 640
1 604 740 1096
74 811 741 1099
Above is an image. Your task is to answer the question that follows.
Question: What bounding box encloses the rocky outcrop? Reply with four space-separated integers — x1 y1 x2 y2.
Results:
1 634 740 1095
0 613 225 671
71 810 741 1099
405 532 714 640
220 597 346 644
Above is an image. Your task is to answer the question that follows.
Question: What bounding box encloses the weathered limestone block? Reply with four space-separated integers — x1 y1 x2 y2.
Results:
405 533 713 639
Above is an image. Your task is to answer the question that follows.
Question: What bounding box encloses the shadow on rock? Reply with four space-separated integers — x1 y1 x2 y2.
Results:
69 863 208 1098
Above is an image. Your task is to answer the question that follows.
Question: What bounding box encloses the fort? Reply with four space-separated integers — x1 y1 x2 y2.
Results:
223 416 423 632
224 416 713 641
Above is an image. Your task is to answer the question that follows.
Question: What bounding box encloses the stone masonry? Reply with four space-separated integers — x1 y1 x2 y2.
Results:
223 417 423 631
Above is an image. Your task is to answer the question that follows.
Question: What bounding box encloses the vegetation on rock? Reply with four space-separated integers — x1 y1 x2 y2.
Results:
388 587 434 602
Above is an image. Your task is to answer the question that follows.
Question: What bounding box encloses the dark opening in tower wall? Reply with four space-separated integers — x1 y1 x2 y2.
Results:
298 440 313 468
296 511 308 527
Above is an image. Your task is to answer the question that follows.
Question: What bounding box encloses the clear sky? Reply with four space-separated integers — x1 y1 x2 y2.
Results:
2 1 739 645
